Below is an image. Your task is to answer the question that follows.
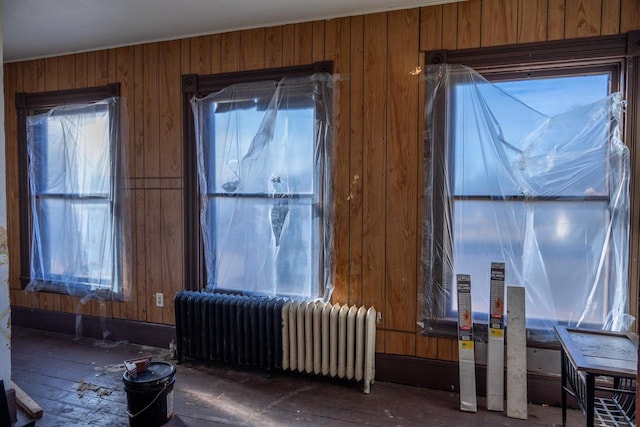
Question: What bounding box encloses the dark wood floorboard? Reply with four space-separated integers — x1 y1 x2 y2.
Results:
10 326 584 426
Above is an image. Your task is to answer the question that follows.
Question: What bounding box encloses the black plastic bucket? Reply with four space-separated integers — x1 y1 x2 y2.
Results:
123 361 176 427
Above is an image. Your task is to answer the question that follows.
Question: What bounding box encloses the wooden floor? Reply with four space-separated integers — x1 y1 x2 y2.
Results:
10 326 584 426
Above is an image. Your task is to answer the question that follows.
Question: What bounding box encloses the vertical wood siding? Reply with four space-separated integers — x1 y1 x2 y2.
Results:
4 0 640 361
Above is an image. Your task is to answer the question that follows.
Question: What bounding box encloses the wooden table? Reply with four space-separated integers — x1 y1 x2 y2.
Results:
555 326 637 426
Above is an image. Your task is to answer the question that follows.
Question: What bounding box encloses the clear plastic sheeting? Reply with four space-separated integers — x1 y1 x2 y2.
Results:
191 73 334 300
422 64 631 338
26 97 131 302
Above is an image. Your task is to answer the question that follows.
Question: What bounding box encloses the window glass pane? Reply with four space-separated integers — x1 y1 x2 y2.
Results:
449 70 619 328
209 197 316 298
454 74 611 197
209 106 315 195
34 198 113 287
494 75 610 116
453 200 608 325
30 106 111 195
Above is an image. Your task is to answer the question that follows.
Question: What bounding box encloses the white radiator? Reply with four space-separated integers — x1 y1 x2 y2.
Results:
281 301 377 394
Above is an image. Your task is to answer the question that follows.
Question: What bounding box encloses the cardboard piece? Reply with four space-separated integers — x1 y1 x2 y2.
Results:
457 274 477 412
487 262 505 411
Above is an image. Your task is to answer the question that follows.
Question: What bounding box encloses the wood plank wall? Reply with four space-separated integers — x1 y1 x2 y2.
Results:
4 0 640 360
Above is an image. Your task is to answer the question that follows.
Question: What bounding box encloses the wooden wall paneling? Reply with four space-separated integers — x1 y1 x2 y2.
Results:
10 289 29 309
294 22 314 65
420 5 443 51
548 0 567 40
600 0 621 35
86 52 97 87
457 0 481 49
239 28 266 71
145 187 163 324
43 57 58 90
221 31 240 73
282 24 296 67
143 43 163 324
95 50 110 87
4 63 20 293
375 329 385 353
481 0 518 46
160 190 183 325
442 2 458 49
143 44 160 178
57 55 76 90
416 51 426 341
134 189 147 322
452 337 459 361
620 0 640 32
117 45 137 320
133 45 147 322
437 336 454 361
416 335 439 359
517 0 548 42
158 40 182 178
386 9 419 339
362 12 388 344
180 39 191 76
312 20 325 62
265 26 284 68
158 40 182 324
349 15 365 307
211 34 222 74
116 47 137 178
74 54 88 88
325 17 351 305
385 331 416 355
565 0 602 38
191 35 212 75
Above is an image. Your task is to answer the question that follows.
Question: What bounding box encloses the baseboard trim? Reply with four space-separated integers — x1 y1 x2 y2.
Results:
11 306 175 349
376 353 570 407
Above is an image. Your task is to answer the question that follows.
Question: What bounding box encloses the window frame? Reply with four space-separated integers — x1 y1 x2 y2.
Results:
423 31 640 341
182 62 333 294
15 83 122 295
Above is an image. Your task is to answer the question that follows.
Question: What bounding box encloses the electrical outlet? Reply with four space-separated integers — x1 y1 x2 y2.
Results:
155 293 164 307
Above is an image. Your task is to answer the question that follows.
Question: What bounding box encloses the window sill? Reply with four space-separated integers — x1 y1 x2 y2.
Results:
421 318 561 350
21 277 126 302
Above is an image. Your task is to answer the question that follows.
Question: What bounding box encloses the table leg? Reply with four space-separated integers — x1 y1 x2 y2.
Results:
586 374 595 427
561 351 567 426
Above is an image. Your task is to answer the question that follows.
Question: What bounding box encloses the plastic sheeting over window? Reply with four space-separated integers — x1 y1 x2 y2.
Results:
422 64 631 338
190 73 333 300
25 97 131 301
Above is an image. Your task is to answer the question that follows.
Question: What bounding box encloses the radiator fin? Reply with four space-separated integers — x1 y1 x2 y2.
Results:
282 300 376 394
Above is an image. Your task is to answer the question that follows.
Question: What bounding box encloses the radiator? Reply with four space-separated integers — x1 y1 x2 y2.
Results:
174 291 284 372
174 291 377 393
281 301 377 394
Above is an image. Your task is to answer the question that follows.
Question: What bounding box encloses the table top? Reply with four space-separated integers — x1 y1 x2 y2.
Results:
555 326 638 378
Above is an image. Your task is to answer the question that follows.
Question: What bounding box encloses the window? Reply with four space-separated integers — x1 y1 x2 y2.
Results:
16 84 131 299
423 33 640 339
183 62 334 300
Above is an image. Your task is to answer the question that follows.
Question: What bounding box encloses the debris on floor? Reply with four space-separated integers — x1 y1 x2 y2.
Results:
75 379 114 398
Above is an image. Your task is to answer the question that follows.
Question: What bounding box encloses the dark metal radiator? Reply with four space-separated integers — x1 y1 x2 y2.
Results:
174 290 284 372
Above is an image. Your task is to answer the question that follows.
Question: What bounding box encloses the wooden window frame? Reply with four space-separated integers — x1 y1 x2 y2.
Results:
182 62 333 292
15 83 122 294
423 31 640 340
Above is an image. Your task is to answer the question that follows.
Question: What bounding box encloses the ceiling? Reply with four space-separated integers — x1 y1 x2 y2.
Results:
3 0 458 63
